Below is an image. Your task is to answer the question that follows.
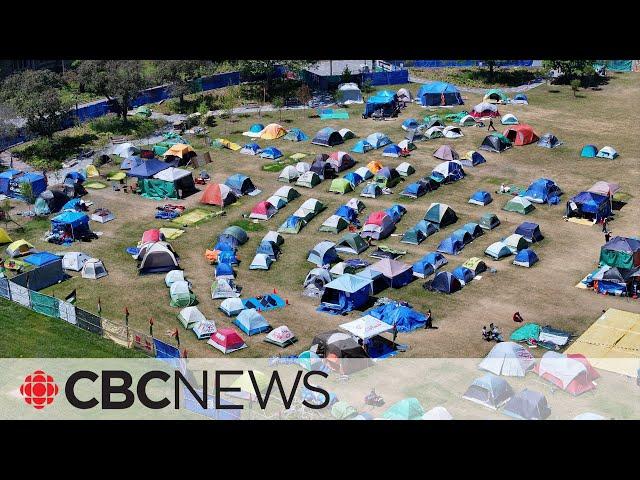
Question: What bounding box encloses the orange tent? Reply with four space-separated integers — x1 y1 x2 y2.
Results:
200 183 237 207
163 143 195 158
503 124 539 146
260 123 287 140
367 161 384 174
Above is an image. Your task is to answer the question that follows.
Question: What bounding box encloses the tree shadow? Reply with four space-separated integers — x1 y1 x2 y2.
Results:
464 68 543 87
548 89 561 93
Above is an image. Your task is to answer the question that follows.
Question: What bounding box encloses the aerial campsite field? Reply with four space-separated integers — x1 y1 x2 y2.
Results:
2 72 640 359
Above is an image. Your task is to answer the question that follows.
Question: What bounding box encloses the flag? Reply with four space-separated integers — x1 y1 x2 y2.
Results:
124 306 129 326
149 317 154 336
97 297 102 316
65 289 77 305
172 328 180 347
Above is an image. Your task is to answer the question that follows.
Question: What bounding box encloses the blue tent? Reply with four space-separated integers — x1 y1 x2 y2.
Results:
18 172 48 198
422 252 448 269
417 82 464 107
127 159 170 178
225 173 255 195
461 222 484 239
369 302 426 332
567 191 611 222
431 271 462 294
335 205 358 223
363 93 398 118
62 198 83 212
361 183 382 198
415 220 438 237
437 236 464 255
51 211 90 239
312 127 343 147
256 240 280 260
248 123 264 134
217 250 238 265
278 215 305 234
259 146 283 160
24 252 60 267
233 308 271 335
402 118 420 130
284 128 308 142
352 140 374 154
215 262 235 278
0 169 21 195
307 241 339 266
461 151 486 167
385 204 406 223
319 274 371 314
242 143 261 154
581 144 598 158
120 155 144 170
413 258 435 277
513 93 528 103
523 178 562 204
431 161 465 183
2 171 48 199
469 190 493 206
452 228 473 245
383 144 404 158
343 172 363 187
401 181 429 198
64 171 85 184
513 249 539 267
452 266 475 284
215 235 239 252
514 222 544 243
366 132 392 149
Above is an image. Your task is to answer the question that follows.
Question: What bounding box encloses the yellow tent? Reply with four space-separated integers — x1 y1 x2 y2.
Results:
216 138 241 151
0 228 12 245
6 239 35 258
163 143 195 159
260 123 287 140
85 164 99 178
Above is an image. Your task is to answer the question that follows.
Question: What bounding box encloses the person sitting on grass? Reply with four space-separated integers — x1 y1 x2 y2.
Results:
492 324 503 342
513 311 524 323
482 325 491 341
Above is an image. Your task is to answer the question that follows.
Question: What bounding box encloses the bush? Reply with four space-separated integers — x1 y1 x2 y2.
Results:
13 132 98 170
88 115 159 138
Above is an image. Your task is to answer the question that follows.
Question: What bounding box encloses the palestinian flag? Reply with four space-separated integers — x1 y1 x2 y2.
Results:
65 289 77 305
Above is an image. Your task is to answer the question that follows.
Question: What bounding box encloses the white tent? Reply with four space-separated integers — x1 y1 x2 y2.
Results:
478 342 535 377
295 162 311 174
262 230 284 246
165 269 185 287
443 126 464 139
339 315 393 340
112 142 139 158
266 195 287 210
211 278 241 299
219 298 245 317
422 406 453 420
153 167 192 182
337 83 363 104
81 258 108 279
249 253 273 270
264 325 297 347
178 306 206 329
192 319 217 340
62 252 91 271
278 166 299 183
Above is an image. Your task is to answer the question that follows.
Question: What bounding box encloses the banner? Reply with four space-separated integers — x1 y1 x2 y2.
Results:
58 300 76 325
29 291 60 318
101 318 130 348
75 308 103 335
131 331 155 356
0 278 10 299
9 281 30 308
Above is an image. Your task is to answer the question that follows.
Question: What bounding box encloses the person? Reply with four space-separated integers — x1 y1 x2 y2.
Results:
482 326 490 341
601 217 608 233
488 118 496 131
391 322 398 343
605 231 611 242
424 309 432 329
492 324 503 342
513 311 524 323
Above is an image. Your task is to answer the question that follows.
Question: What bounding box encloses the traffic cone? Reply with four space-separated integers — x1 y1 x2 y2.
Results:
273 288 278 294
285 299 290 305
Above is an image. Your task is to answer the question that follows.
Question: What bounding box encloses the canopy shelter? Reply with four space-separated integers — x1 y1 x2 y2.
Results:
151 167 196 198
319 274 371 315
600 236 640 269
127 159 170 179
371 258 413 288
566 191 611 223
50 211 91 241
417 82 463 107
340 315 392 340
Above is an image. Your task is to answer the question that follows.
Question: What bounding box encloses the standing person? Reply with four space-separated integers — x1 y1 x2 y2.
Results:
482 325 489 341
391 322 398 344
605 230 611 243
513 311 524 323
601 217 608 233
488 118 496 131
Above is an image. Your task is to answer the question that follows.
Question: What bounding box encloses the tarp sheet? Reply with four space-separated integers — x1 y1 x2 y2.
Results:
139 179 178 200
9 281 30 308
153 338 181 359
0 278 10 299
75 308 103 335
29 291 60 318
58 300 77 325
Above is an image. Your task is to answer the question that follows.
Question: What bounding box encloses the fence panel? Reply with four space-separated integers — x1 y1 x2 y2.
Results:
101 317 130 348
29 291 60 318
131 330 156 356
9 281 30 308
153 338 181 359
0 278 10 300
58 300 77 325
75 308 103 335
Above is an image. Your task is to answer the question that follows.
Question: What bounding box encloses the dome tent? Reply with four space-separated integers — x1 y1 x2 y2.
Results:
361 211 395 240
337 83 363 104
500 113 519 125
463 374 514 410
443 126 463 139
278 215 305 234
523 178 562 204
366 132 392 149
381 398 425 420
219 297 245 317
222 226 248 245
537 133 563 148
319 215 349 234
430 271 462 294
514 222 543 243
462 257 487 275
433 145 460 161
242 123 265 137
503 124 539 146
295 171 321 189
416 82 463 107
479 213 501 230
249 201 277 220
336 232 368 255
503 389 551 420
264 325 297 348
343 172 363 188
402 118 420 131
233 308 271 336
278 165 299 183
461 150 486 167
338 128 356 141
485 241 512 260
512 93 528 105
240 143 262 155
169 280 196 307
192 318 217 340
165 269 184 287
470 102 500 118
503 196 535 215
283 128 308 142
260 123 287 140
62 252 91 271
178 306 206 329
256 240 281 260
396 88 413 103
483 89 510 104
596 146 618 160
431 161 464 183
424 202 457 228
396 162 415 177
479 133 512 153
249 253 273 270
469 190 493 206
207 328 247 354
513 248 539 267
81 258 108 279
437 236 464 255
259 146 283 160
312 127 344 147
273 186 300 202
581 144 598 158
478 342 535 377
452 266 475 284
351 140 373 154
361 183 382 199
459 114 477 126
307 241 338 266
225 174 256 195
327 151 355 173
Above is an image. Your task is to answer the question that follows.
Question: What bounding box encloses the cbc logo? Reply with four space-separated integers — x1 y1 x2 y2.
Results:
20 370 59 410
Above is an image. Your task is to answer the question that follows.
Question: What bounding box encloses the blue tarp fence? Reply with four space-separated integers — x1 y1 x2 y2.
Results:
389 60 535 68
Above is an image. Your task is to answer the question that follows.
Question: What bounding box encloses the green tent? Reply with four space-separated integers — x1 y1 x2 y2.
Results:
382 398 425 420
510 323 541 342
139 179 178 200
329 178 353 194
484 88 510 103
30 291 60 318
135 105 152 117
445 111 469 123
331 401 358 420
319 215 349 234
153 141 178 156
401 228 424 245
170 284 197 308
336 232 368 254
503 197 535 215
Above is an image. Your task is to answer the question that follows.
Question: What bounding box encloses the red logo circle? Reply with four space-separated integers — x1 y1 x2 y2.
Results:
20 370 59 410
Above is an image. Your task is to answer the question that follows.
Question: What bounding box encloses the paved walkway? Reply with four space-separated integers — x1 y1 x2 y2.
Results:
408 74 546 93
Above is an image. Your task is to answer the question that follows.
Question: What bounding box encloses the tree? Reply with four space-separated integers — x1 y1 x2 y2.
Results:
238 60 317 100
570 79 581 97
481 60 500 81
0 70 71 137
19 182 35 214
153 60 215 112
542 60 595 82
272 96 285 122
341 65 352 84
75 60 148 125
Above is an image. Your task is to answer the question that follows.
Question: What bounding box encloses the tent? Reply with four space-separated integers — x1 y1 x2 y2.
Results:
170 280 195 307
249 253 273 270
462 257 487 275
152 168 196 198
513 248 539 267
319 274 371 314
165 269 184 287
0 228 11 246
249 201 276 220
163 143 195 162
537 133 562 148
535 351 598 396
354 267 385 295
382 144 406 159
81 258 107 279
514 222 543 243
512 93 528 104
500 114 518 126
400 181 429 199
264 325 297 348
469 190 493 206
422 407 453 420
503 389 551 420
283 128 308 142
442 126 463 139
307 241 338 266
233 308 271 335
50 211 91 241
303 267 332 297
503 233 529 254
329 178 353 195
503 196 535 215
596 146 619 160
433 145 460 161
580 144 598 158
459 114 477 127
371 258 413 288
385 204 406 223
422 253 449 273
395 162 415 177
335 204 358 223
479 133 511 153
566 191 611 222
416 82 463 107
351 140 373 154
374 167 401 188
278 215 305 234
437 236 464 255
260 123 287 140
412 256 436 278
424 203 457 228
266 195 287 211
336 233 368 255
299 198 325 217
523 178 562 204
366 161 383 174
462 374 514 410
339 128 356 141
138 242 179 274
327 152 355 172
295 161 311 174
485 241 512 260
295 171 321 189
479 213 501 230
396 88 413 103
599 236 640 269
402 118 420 131
215 262 235 279
340 315 392 340
452 228 474 245
192 318 217 340
360 183 382 199
366 132 392 149
178 306 206 329
460 150 486 168
256 239 281 260
382 398 425 420
61 252 91 271
242 123 265 137
483 89 510 104
112 142 139 157
207 328 248 354
452 265 475 284
34 189 70 216
510 323 541 343
431 161 464 183
222 226 248 245
311 157 334 180
470 102 500 118
346 197 366 212
363 92 398 118
343 172 363 188
588 181 620 198
319 215 349 234
211 276 240 300
240 143 262 155
0 171 48 200
423 126 444 139
220 298 246 317
259 146 283 160
431 271 462 294
361 211 395 240
337 82 363 104
200 183 237 207
6 239 35 258
312 127 343 147
479 342 535 377
127 159 170 179
273 186 300 203
225 174 255 195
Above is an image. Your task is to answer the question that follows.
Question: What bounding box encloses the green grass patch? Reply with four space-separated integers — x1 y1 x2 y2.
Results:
0 298 146 358
229 219 265 232
88 115 161 138
12 132 99 169
485 176 511 186
261 159 295 172
409 66 546 88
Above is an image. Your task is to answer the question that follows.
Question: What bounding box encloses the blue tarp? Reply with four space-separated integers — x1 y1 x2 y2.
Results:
417 82 464 106
368 302 426 332
153 339 181 359
242 293 286 312
24 252 60 267
51 211 90 229
127 159 170 178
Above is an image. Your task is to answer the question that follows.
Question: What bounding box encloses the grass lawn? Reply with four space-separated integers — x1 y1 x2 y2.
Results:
2 71 639 361
0 298 146 358
409 66 547 88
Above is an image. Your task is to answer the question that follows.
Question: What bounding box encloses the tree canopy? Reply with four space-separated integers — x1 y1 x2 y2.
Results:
152 60 216 111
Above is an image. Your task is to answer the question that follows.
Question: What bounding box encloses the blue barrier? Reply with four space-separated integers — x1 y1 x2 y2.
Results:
390 60 534 68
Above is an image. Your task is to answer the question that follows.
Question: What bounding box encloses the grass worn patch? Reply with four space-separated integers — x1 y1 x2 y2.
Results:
229 219 265 232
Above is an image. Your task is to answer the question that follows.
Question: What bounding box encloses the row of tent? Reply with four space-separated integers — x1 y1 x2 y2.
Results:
276 196 325 235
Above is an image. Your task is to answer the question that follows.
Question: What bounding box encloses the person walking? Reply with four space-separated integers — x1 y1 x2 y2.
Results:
605 230 611 243
488 118 496 131
392 322 398 343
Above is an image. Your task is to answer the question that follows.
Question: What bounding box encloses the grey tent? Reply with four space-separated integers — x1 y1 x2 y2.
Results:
336 233 369 255
463 374 514 410
502 389 551 420
222 226 248 245
319 215 349 234
312 127 344 147
433 145 460 161
537 133 563 149
303 267 333 298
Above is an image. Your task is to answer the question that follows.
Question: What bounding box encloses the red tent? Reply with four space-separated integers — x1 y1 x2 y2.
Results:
534 351 598 396
503 124 539 146
365 211 391 226
201 183 237 207
207 328 247 354
249 201 276 220
141 229 163 244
